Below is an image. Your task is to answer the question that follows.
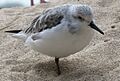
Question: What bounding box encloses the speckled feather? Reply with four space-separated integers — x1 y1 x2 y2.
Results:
24 5 71 34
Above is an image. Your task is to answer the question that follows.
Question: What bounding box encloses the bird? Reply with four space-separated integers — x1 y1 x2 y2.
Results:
5 4 104 75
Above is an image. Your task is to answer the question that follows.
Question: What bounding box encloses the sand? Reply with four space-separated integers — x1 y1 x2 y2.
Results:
0 0 120 81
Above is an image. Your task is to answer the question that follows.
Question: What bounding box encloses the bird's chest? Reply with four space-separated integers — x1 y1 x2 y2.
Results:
33 26 94 57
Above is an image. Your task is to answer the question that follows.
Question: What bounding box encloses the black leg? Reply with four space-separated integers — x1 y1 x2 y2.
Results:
55 57 61 75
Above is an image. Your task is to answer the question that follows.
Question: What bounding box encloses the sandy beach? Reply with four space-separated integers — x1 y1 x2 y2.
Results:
0 0 120 81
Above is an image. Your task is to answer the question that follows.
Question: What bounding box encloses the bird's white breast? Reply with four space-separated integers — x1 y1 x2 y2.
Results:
25 24 94 58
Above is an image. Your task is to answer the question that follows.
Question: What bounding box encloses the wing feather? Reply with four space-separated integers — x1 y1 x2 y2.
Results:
24 8 64 34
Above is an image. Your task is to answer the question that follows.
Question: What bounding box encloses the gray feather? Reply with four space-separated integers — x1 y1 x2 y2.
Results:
24 5 69 34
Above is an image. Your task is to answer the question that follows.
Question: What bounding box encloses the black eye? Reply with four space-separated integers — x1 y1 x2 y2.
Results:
78 16 82 20
78 16 84 21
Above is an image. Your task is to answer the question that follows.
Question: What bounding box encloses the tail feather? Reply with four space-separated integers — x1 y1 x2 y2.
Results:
5 30 22 33
5 30 27 41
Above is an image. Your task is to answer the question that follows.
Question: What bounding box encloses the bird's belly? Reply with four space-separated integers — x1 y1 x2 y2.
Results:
26 28 94 58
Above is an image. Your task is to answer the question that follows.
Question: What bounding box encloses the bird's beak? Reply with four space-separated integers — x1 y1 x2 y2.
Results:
89 21 104 35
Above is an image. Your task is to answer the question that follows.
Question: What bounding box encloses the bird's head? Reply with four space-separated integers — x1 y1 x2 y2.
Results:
69 4 104 35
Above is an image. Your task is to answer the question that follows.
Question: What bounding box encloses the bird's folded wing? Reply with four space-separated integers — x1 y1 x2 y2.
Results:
24 7 64 34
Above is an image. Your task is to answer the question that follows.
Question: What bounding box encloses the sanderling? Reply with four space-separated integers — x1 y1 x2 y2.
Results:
5 4 104 75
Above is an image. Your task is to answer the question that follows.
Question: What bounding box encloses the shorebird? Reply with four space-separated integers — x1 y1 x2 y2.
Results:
5 4 104 75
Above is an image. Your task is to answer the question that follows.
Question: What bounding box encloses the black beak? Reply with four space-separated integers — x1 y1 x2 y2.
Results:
89 21 104 35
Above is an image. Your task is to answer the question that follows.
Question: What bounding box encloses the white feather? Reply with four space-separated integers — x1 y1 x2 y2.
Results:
12 31 28 41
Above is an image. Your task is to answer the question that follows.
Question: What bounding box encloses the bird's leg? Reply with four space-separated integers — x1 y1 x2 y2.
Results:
55 57 61 75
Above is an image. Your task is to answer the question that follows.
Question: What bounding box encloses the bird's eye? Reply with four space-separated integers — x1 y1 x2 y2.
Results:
78 16 82 20
78 16 84 21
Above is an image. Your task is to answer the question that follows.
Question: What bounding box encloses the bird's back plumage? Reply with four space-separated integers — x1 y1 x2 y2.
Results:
24 4 70 34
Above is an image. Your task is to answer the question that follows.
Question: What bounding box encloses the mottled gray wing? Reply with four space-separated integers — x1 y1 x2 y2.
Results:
24 9 64 34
